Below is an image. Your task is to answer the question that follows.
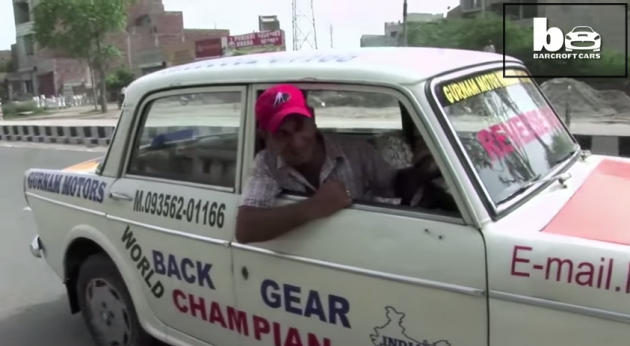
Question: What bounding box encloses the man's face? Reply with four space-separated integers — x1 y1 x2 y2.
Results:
265 114 318 166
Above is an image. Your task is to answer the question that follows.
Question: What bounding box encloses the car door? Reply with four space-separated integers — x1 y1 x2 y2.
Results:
104 86 246 346
231 84 488 346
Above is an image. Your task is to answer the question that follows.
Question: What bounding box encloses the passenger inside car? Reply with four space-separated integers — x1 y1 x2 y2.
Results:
236 84 422 244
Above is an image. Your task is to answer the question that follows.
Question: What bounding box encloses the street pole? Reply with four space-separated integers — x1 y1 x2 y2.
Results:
402 0 408 47
481 0 486 17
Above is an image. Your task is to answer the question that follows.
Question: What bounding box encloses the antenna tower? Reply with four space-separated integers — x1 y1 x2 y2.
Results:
329 25 333 48
291 0 318 50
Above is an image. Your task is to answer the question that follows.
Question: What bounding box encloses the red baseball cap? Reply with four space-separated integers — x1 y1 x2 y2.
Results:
256 84 313 133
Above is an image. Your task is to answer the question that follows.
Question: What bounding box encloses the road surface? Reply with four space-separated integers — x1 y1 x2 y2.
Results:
0 142 105 345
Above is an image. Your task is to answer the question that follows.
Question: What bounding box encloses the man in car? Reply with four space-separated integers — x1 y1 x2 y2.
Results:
235 84 401 244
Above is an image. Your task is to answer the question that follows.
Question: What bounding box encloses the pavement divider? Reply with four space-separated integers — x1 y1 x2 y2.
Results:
1 119 630 158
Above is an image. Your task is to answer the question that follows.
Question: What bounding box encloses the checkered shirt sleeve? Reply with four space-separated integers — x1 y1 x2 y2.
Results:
239 152 282 208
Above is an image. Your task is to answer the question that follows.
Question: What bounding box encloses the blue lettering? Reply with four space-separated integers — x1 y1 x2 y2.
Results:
167 254 182 280
81 178 91 198
329 294 351 328
181 258 195 284
283 284 302 315
70 176 78 196
96 182 106 203
153 250 165 275
259 279 351 328
151 252 214 289
261 279 281 308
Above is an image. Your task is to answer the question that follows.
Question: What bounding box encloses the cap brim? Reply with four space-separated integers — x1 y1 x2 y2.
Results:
267 106 313 133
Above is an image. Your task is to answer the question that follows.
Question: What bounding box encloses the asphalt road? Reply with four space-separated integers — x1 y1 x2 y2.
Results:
0 143 103 346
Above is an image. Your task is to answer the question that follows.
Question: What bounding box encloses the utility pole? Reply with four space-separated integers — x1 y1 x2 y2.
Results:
481 0 486 17
402 0 408 47
330 25 334 48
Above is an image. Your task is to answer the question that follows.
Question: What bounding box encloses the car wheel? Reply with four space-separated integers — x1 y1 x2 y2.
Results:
77 254 155 346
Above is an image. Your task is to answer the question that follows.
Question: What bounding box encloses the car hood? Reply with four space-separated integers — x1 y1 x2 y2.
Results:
541 158 630 244
61 156 103 174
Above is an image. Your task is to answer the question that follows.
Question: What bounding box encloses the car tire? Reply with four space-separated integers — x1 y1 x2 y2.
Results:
77 254 156 346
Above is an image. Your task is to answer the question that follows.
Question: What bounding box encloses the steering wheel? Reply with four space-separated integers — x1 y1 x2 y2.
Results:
394 155 458 212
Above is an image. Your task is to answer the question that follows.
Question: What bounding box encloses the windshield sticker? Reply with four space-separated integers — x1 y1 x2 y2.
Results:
121 226 164 298
510 245 630 293
438 69 532 105
371 306 451 346
173 288 332 346
27 171 107 203
476 105 563 161
260 279 351 329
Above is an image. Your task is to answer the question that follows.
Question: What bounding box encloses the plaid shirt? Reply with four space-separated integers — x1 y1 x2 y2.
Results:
240 134 397 208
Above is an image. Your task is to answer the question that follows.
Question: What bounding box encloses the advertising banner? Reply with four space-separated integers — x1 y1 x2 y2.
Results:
195 38 224 59
225 30 286 56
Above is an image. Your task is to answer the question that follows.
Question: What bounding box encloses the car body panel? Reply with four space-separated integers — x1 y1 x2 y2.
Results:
22 48 630 346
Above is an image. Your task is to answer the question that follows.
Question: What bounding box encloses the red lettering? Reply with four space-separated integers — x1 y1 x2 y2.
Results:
546 258 574 282
531 109 549 135
489 124 514 155
173 290 328 346
477 129 504 160
519 111 543 139
499 121 523 147
173 289 188 313
227 306 249 336
273 322 282 346
189 293 207 320
512 118 533 144
253 315 270 340
285 327 302 346
576 262 595 287
511 246 532 277
209 301 227 328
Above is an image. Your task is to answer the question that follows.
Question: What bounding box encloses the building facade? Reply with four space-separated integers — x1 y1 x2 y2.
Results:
360 13 443 47
6 0 228 100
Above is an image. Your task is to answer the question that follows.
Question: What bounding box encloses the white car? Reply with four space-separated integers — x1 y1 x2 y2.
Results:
24 48 630 346
565 26 601 51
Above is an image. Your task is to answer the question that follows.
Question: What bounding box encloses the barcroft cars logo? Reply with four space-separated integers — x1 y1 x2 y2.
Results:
533 18 601 60
370 306 451 346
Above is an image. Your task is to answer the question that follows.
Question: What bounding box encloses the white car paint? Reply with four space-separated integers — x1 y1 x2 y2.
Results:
23 47 630 346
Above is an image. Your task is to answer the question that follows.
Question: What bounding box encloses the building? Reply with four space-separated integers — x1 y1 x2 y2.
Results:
258 15 281 32
458 0 627 54
6 0 228 100
360 13 443 47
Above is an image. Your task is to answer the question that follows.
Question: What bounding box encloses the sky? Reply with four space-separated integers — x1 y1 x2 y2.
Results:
0 0 458 51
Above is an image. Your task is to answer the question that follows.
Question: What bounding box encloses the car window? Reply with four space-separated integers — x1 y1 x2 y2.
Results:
297 89 458 215
432 68 576 205
127 91 241 188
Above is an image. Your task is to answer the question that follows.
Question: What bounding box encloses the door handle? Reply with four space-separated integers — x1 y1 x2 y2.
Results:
109 192 133 201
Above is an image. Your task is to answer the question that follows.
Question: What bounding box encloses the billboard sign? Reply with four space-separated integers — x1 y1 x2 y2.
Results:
225 30 285 56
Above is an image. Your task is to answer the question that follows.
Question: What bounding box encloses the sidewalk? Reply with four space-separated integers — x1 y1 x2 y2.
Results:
6 103 120 121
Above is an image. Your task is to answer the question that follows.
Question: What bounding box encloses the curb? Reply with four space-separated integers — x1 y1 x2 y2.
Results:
1 124 630 158
0 124 114 146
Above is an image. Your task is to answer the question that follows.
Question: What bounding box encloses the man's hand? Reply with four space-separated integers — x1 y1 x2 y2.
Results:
309 181 352 219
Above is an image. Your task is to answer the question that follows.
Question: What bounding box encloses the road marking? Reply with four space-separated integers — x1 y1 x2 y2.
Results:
23 207 31 211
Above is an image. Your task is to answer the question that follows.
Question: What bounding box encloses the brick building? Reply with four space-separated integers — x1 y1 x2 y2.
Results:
6 0 228 100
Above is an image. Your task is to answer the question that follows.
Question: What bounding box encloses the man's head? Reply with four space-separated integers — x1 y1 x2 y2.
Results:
256 84 318 166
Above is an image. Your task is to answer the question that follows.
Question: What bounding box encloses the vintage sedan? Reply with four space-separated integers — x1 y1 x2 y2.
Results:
23 47 629 346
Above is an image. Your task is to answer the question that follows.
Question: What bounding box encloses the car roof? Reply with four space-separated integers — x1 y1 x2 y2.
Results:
125 47 521 103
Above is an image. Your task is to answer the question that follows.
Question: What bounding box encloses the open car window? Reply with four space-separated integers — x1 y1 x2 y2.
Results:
432 68 577 205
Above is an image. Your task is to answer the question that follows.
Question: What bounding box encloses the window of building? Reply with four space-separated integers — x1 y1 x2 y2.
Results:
22 35 35 56
127 91 242 188
253 87 459 216
13 2 30 25
390 31 398 38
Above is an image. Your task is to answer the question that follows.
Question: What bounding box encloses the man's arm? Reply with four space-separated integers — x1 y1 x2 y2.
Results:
235 154 320 244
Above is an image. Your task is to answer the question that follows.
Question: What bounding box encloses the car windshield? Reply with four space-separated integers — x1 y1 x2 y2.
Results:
573 27 593 32
432 68 577 205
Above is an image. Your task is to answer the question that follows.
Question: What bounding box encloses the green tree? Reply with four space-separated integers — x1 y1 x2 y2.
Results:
407 13 627 83
33 0 133 113
105 68 135 92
